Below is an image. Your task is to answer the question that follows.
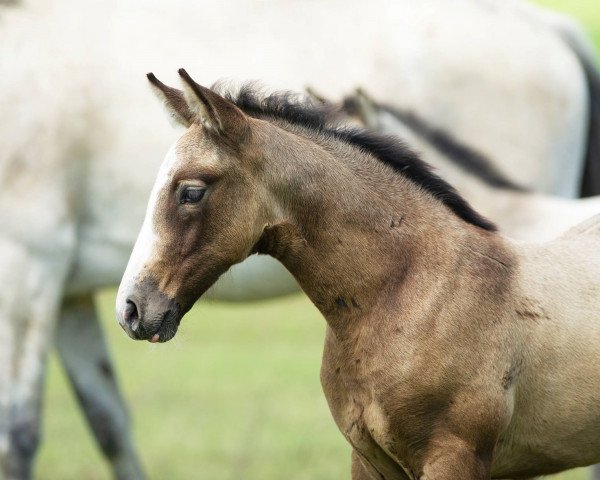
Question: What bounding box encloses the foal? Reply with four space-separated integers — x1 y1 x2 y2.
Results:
117 70 600 479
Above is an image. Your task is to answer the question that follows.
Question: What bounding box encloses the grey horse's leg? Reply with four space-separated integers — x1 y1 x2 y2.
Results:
1 253 67 480
4 375 45 480
1 316 43 480
0 245 23 477
591 464 600 480
55 295 145 480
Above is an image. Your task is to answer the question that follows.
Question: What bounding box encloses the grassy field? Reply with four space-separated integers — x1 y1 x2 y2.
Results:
536 0 600 50
36 2 599 479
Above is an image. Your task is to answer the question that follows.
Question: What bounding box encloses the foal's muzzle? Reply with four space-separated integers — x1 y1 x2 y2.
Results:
117 279 182 343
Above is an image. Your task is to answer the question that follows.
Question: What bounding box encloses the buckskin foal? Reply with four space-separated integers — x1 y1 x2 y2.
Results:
117 70 600 479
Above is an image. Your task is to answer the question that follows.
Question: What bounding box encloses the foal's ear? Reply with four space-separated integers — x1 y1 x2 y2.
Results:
343 88 379 128
147 73 195 128
178 68 249 139
305 86 332 106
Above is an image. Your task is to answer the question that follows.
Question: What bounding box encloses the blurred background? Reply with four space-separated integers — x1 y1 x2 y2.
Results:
20 0 599 478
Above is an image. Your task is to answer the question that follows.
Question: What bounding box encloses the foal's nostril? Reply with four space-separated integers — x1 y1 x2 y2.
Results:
123 299 140 330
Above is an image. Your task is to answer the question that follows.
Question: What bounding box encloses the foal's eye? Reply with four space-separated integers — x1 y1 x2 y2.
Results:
179 186 206 204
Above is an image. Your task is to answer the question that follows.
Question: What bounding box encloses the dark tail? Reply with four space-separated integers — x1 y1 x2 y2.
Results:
578 51 600 197
557 27 600 197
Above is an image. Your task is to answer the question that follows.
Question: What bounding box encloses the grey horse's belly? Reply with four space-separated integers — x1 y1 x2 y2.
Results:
65 235 300 301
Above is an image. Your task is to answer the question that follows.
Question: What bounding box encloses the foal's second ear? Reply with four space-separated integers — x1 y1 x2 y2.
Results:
147 73 195 128
305 86 332 106
343 88 380 128
178 68 249 139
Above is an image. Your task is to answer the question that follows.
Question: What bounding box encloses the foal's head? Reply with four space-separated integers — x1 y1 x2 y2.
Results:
116 70 284 342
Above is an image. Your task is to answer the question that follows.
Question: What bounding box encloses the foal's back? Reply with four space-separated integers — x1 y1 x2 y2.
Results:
494 216 600 476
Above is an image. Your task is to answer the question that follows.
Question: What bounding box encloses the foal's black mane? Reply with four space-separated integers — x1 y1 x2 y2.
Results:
224 84 496 232
342 97 526 193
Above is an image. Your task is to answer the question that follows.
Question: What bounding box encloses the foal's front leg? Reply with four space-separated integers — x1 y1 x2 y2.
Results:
351 450 377 480
0 242 29 479
420 436 491 480
351 449 411 480
3 257 68 480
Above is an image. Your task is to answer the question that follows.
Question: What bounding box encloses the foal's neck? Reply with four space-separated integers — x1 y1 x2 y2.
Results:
258 126 492 336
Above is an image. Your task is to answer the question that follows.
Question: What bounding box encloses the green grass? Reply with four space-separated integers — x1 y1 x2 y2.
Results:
535 0 600 55
36 2 600 479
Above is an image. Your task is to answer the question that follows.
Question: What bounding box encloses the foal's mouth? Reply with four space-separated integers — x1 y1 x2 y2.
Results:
147 311 181 343
121 302 183 343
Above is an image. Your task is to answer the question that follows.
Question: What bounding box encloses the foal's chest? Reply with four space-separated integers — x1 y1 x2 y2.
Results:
320 314 517 479
320 328 422 479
